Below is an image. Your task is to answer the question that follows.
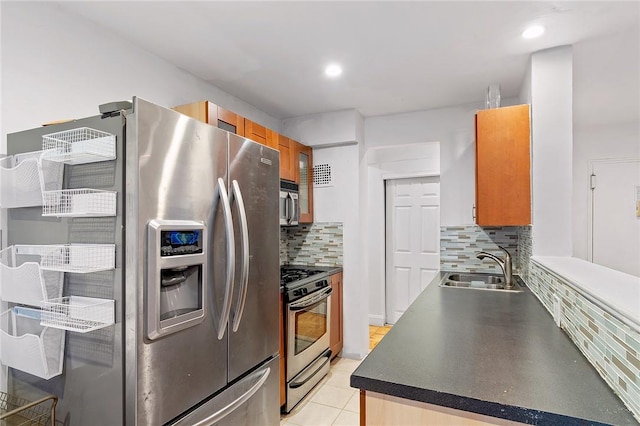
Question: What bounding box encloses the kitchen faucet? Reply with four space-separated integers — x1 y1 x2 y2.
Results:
476 246 514 289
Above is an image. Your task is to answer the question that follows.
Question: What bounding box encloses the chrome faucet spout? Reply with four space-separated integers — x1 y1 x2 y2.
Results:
476 246 514 289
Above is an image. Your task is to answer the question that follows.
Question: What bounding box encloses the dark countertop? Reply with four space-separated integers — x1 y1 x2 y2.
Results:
351 272 637 425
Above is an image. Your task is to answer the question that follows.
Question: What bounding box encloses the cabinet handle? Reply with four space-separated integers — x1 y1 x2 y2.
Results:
472 204 476 222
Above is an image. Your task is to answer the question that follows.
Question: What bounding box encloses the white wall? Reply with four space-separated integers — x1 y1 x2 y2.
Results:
530 46 574 256
285 111 368 358
312 144 366 358
573 123 640 259
572 25 640 262
282 109 362 147
364 143 440 326
0 2 280 149
364 98 519 227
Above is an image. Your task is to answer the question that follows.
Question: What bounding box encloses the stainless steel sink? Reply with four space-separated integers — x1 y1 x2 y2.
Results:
440 272 524 292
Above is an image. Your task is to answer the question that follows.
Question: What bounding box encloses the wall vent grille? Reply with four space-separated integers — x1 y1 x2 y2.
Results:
313 164 333 187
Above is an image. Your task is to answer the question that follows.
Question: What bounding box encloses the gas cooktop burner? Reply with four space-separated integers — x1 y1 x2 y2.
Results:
280 267 324 286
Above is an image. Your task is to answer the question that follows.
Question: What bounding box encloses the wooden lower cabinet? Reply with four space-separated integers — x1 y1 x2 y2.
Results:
279 293 285 407
362 391 523 426
329 272 343 359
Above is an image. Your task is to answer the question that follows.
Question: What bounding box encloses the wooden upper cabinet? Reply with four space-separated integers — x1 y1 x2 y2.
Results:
245 118 273 148
217 107 245 136
294 141 314 224
278 135 296 182
172 100 218 124
475 104 531 226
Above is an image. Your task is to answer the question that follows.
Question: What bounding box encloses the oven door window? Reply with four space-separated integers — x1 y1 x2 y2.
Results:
294 298 328 355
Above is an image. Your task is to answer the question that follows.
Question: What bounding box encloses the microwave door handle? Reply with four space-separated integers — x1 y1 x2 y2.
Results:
284 193 290 223
292 196 299 223
230 180 249 332
217 177 235 340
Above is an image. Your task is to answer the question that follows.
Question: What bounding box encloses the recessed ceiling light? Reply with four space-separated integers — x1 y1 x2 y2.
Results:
325 63 343 78
522 25 545 39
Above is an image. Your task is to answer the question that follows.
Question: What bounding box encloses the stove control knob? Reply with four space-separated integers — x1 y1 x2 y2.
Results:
316 280 327 287
302 288 308 295
293 289 302 296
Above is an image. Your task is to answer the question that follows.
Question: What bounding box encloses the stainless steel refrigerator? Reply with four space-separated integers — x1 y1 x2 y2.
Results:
1 98 280 425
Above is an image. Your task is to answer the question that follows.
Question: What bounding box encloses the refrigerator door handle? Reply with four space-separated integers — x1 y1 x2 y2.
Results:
173 366 271 426
230 180 249 332
217 177 235 340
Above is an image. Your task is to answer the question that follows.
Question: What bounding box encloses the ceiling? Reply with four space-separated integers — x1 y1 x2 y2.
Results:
54 1 639 122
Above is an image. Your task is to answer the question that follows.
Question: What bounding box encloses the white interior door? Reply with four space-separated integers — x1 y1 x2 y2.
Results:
591 159 640 277
385 177 440 324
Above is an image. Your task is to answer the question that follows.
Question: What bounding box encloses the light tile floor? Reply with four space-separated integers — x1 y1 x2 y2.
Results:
280 326 392 426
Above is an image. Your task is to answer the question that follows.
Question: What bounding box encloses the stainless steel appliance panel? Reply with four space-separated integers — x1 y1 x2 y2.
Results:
172 356 279 426
286 289 331 380
131 98 229 425
279 181 299 226
6 114 125 426
227 135 279 382
286 349 331 413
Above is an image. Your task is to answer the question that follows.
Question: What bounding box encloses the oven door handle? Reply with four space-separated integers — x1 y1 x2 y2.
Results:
288 287 332 311
289 349 332 389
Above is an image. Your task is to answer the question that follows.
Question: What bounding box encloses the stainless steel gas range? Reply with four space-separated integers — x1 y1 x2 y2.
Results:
281 266 333 413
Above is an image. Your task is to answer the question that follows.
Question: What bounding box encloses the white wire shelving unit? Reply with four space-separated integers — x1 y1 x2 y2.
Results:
0 307 65 380
0 152 63 209
39 127 117 217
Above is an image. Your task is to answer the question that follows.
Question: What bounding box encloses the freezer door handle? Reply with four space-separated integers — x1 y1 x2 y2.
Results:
217 177 235 340
172 366 271 426
230 179 250 332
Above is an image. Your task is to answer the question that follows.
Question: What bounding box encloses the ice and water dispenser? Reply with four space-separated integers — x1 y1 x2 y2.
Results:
146 220 207 340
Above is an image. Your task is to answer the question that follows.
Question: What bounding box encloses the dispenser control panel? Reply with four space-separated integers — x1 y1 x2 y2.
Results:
161 229 203 256
147 219 207 340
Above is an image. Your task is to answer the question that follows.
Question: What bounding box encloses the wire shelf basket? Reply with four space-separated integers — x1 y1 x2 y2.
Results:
0 392 57 426
0 246 64 306
8 244 117 274
40 296 114 333
0 308 65 380
41 189 116 217
42 127 116 165
0 153 63 209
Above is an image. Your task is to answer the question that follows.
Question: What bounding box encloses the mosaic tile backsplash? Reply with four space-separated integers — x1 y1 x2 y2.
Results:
517 226 532 283
440 226 520 273
280 222 343 267
528 261 640 420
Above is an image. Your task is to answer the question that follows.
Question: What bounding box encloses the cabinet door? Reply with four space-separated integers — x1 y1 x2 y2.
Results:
279 293 285 407
245 119 268 146
279 135 296 182
218 107 245 136
475 104 531 226
294 141 314 223
329 272 343 359
172 100 218 124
